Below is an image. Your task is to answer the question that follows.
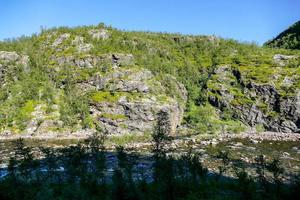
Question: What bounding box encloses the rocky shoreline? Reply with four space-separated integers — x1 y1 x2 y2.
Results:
220 131 300 142
1 130 300 182
0 129 95 140
0 130 299 144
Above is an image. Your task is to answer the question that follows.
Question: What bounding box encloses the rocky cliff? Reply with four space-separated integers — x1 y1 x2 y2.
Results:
0 29 187 136
207 61 299 133
0 23 299 136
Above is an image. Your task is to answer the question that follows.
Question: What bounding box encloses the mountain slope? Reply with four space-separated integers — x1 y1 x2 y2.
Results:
0 23 299 136
265 20 300 49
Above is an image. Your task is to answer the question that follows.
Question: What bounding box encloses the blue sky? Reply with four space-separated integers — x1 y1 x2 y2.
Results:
0 0 299 44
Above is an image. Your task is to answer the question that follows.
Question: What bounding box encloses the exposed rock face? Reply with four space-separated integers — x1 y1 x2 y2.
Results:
51 33 94 53
0 51 20 62
47 32 183 135
207 65 300 133
249 83 280 111
273 54 297 66
241 84 299 133
88 29 110 40
91 95 182 135
233 87 300 133
274 54 297 60
25 104 62 136
52 53 134 69
71 36 94 53
207 35 220 45
0 51 29 84
282 76 295 87
2 25 300 138
281 120 298 133
0 51 29 67
112 54 134 68
52 33 70 47
54 55 96 68
86 68 187 135
280 91 300 128
85 69 153 92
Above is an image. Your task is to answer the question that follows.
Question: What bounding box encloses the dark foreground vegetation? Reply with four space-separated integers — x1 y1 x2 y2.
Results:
0 117 300 200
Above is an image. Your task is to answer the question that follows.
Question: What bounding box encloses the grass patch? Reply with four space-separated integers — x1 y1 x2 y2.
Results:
107 132 152 146
255 124 265 133
90 91 121 103
100 113 127 120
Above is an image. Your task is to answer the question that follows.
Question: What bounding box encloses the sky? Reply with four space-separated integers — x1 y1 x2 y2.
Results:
0 0 300 44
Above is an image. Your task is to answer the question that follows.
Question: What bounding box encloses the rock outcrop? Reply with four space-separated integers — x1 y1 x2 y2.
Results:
52 33 71 48
44 32 184 135
25 104 62 135
273 54 297 66
71 36 94 53
83 69 152 92
1 25 299 137
0 51 29 85
207 64 300 133
90 94 182 135
112 54 134 68
86 67 187 135
52 53 134 69
88 29 110 40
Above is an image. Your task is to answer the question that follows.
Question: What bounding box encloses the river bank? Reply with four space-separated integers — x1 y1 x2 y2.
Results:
1 130 299 141
1 131 300 181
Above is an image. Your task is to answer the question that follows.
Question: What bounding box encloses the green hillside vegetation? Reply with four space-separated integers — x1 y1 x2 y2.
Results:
0 23 299 134
265 20 300 49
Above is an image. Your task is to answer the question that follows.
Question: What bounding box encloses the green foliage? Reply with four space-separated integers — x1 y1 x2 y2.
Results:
90 91 121 103
15 100 36 130
100 113 127 120
265 20 300 50
152 110 172 158
222 120 246 134
59 90 91 128
255 124 265 133
0 22 299 134
185 104 221 134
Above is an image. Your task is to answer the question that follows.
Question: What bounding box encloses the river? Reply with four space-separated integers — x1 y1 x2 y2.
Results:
0 137 299 181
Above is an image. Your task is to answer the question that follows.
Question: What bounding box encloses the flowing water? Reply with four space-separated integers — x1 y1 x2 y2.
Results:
0 137 299 180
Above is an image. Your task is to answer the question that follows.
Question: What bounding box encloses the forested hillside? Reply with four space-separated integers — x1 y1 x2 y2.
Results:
0 23 299 136
265 20 300 50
